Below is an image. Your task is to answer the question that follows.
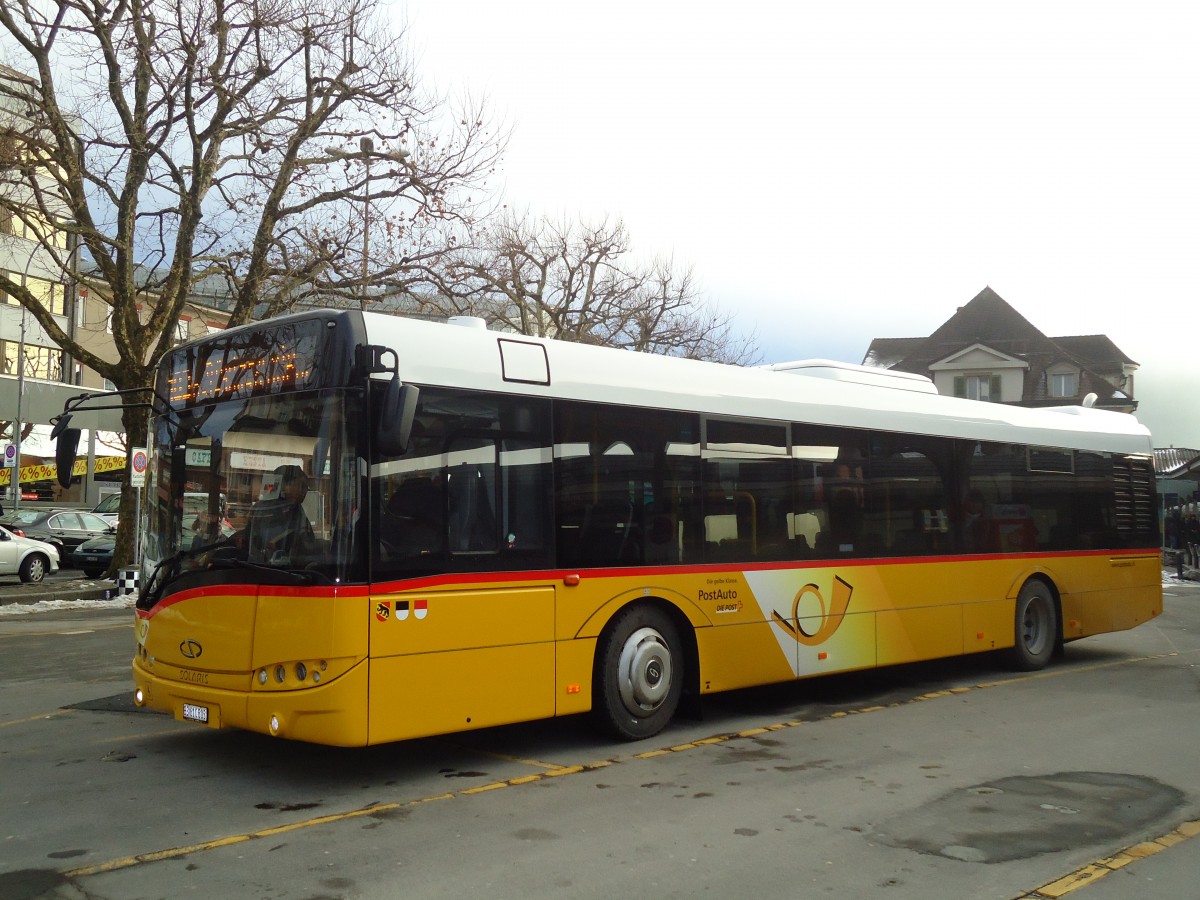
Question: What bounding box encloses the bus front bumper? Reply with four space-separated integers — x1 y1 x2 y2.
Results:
132 658 370 747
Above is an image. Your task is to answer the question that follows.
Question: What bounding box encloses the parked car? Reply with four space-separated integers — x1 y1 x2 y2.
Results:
0 509 114 557
70 533 116 578
0 524 60 582
91 493 122 525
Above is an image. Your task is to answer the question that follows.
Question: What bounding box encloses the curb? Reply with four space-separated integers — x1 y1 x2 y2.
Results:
0 579 124 607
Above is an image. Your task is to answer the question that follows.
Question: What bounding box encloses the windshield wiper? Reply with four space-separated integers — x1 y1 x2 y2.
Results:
136 551 184 610
202 555 318 585
136 539 319 609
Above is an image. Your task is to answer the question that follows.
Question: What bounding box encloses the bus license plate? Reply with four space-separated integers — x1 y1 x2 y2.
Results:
182 703 209 724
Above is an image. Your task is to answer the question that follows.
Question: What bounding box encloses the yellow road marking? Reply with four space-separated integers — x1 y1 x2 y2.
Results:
67 804 406 876
1017 820 1200 898
0 708 73 728
451 746 574 771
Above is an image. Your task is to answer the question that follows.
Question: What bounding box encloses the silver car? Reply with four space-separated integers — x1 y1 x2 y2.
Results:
0 525 61 583
91 493 122 526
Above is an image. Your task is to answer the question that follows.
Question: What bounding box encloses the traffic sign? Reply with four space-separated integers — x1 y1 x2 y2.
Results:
2 444 14 468
131 448 149 487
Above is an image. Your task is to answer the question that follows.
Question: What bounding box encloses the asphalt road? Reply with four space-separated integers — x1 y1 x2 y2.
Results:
1 576 1198 900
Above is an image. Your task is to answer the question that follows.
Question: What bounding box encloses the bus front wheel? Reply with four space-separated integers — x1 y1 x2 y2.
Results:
595 606 682 741
1007 579 1058 671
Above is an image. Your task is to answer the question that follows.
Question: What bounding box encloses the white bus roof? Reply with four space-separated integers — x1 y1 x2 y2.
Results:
360 314 1153 456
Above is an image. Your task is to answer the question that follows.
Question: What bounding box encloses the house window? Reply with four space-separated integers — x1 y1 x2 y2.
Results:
1049 373 1078 398
954 374 1002 402
6 209 67 249
26 277 66 316
0 277 65 315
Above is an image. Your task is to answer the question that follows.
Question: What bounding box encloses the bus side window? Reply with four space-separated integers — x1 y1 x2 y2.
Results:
792 423 870 558
553 401 700 569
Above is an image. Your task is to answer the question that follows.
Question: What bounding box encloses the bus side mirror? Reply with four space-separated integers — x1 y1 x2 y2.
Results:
376 378 419 456
55 426 82 488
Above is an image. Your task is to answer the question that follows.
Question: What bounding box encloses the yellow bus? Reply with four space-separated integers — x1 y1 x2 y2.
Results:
54 311 1162 746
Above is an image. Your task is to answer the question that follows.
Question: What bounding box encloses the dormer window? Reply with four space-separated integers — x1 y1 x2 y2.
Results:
954 374 1001 402
1047 370 1079 399
932 344 1023 404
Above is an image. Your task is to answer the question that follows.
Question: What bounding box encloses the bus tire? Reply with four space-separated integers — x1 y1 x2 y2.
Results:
595 605 682 741
1007 579 1058 671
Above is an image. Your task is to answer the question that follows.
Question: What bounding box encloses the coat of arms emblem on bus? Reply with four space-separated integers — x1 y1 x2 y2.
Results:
770 575 854 645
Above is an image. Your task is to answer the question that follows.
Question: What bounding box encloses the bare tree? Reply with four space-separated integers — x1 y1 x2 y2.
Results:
425 213 759 364
624 257 759 365
0 0 502 564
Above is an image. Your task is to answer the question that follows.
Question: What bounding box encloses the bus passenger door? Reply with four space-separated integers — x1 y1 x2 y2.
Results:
366 389 558 743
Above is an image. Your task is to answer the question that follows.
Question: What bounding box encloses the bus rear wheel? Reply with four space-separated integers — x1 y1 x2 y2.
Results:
1007 579 1058 671
595 606 682 741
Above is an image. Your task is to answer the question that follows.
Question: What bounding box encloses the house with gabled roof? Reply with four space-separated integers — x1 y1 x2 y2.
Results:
862 287 1138 413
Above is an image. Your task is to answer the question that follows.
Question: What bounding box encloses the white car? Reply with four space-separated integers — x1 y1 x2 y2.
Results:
0 525 61 583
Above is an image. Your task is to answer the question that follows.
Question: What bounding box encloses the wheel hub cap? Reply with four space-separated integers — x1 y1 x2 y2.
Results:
617 626 673 716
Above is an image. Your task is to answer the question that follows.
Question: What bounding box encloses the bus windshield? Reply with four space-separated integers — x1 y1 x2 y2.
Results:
141 387 364 596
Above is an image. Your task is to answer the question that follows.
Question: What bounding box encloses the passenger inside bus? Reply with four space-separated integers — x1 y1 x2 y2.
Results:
189 496 232 550
959 489 989 552
827 452 865 553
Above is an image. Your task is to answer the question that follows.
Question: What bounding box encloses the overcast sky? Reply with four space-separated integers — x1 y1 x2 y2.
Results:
400 0 1199 449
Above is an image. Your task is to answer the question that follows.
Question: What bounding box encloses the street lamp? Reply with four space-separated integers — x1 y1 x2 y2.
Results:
12 303 26 512
325 137 409 308
359 136 374 306
10 249 38 513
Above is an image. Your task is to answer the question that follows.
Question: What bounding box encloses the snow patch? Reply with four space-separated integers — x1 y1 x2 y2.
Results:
0 595 136 616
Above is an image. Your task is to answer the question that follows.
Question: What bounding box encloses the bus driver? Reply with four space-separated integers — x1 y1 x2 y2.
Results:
247 465 316 563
